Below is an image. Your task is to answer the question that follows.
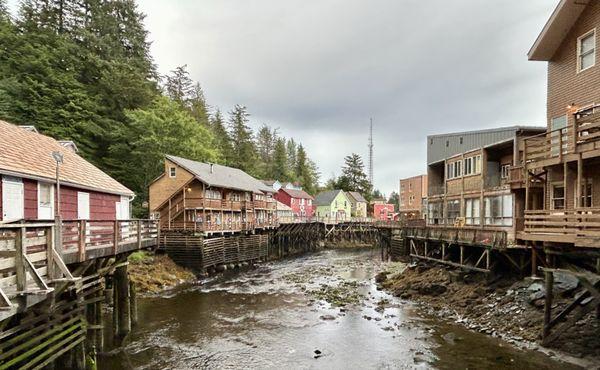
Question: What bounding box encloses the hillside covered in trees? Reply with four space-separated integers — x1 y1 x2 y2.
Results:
0 0 320 216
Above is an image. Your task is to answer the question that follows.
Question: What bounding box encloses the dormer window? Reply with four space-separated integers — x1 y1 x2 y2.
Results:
578 29 595 72
169 166 176 178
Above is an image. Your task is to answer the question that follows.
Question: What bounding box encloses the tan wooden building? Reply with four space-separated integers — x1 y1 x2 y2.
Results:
149 155 277 234
399 174 427 219
426 126 545 243
520 0 600 248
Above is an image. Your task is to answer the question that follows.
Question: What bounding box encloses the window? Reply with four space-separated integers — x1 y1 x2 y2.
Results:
463 155 482 176
447 160 462 180
446 140 449 147
552 185 565 210
459 137 463 144
39 183 52 207
578 29 595 72
578 180 593 208
205 189 222 199
408 196 413 206
408 183 412 191
231 193 241 201
484 195 512 226
500 164 510 179
428 202 443 225
169 167 176 178
400 184 405 193
446 200 461 225
465 198 480 225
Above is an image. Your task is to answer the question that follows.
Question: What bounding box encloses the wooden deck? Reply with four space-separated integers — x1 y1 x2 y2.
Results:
0 220 158 321
520 209 600 248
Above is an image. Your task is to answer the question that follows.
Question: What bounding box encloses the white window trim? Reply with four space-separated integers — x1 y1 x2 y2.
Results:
37 182 55 220
577 28 596 73
77 191 90 220
169 166 177 178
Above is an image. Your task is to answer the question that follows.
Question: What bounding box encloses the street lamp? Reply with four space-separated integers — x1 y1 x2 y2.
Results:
52 151 64 257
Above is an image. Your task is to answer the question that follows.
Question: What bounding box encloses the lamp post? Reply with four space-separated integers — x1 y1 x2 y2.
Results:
52 151 64 257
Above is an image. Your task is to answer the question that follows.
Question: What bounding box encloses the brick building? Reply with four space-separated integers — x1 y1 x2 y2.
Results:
399 174 427 219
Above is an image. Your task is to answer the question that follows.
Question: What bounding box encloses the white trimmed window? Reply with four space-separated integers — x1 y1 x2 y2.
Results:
484 194 512 226
169 166 176 178
578 29 596 72
500 164 510 179
465 198 480 225
446 160 462 180
463 155 482 176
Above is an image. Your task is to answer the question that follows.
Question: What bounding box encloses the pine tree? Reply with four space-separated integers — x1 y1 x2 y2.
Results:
228 104 257 175
256 124 277 178
188 82 210 126
286 138 298 179
164 65 193 104
272 137 289 181
295 144 319 194
211 109 233 165
337 153 372 196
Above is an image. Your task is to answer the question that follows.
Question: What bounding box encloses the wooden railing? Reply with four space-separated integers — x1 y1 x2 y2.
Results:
507 165 524 184
524 126 572 165
523 209 600 245
0 220 158 319
404 226 507 248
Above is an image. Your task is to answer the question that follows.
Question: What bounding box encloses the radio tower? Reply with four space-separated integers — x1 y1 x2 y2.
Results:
368 118 374 186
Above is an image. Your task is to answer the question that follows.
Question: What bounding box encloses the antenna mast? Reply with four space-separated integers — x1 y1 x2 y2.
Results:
368 118 373 186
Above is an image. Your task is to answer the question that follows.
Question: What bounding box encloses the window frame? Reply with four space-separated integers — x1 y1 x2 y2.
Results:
169 166 177 178
577 28 596 73
551 183 565 210
465 198 480 225
483 194 513 226
500 164 511 179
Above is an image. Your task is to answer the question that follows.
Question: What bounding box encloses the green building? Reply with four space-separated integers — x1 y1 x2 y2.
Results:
314 190 351 221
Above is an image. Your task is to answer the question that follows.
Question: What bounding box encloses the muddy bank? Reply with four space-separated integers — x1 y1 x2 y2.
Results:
377 262 600 366
127 251 197 294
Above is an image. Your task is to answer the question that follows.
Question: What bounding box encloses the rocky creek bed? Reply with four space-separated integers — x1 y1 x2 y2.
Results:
127 251 197 295
377 261 600 366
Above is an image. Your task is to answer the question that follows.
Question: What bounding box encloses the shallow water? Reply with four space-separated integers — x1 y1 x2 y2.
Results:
99 248 580 369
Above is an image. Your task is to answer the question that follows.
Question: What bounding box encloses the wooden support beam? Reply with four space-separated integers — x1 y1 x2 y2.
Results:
542 269 554 341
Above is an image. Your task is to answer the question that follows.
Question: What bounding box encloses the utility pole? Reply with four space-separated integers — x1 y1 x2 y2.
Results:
368 118 374 186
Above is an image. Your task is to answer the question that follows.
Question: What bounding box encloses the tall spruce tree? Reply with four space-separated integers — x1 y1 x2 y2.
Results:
272 137 289 181
256 124 277 178
211 109 233 165
228 104 257 175
295 144 319 195
337 153 372 196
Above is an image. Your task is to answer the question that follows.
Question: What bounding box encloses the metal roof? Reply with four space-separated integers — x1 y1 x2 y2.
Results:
166 154 273 194
314 189 345 206
427 125 545 165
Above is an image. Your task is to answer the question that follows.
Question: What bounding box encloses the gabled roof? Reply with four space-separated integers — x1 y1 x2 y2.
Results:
276 200 292 211
528 0 590 61
347 191 367 203
314 189 345 206
280 188 314 200
0 120 133 196
261 179 278 187
166 154 273 194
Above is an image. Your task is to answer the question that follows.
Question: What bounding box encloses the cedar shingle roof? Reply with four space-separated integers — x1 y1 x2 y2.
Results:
166 154 273 194
280 188 314 200
0 120 133 196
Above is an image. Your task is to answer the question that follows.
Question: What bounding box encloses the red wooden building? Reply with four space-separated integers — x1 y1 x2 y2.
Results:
0 121 134 222
373 203 395 221
274 188 314 219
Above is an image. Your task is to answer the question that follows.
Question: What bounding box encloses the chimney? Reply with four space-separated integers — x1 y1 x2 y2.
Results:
210 163 214 174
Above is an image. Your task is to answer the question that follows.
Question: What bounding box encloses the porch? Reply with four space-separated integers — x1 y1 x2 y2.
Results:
519 209 600 248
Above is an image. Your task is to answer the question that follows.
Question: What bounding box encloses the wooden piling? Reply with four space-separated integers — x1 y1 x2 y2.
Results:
115 264 131 338
130 281 138 327
542 270 554 340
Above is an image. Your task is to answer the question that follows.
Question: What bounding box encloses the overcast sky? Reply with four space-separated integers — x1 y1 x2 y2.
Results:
8 0 557 196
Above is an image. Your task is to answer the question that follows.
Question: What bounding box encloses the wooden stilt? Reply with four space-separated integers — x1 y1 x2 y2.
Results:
130 281 138 327
115 264 131 338
542 270 554 340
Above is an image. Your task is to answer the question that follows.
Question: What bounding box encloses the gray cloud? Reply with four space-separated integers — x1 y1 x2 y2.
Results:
133 1 555 195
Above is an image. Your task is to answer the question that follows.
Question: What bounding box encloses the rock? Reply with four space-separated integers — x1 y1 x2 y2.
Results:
375 272 389 283
442 332 456 345
553 272 579 293
363 315 372 320
320 315 336 321
314 349 322 359
528 290 545 304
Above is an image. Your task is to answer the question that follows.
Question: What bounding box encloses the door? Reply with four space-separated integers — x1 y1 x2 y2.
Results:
2 177 24 221
77 192 90 220
37 182 54 219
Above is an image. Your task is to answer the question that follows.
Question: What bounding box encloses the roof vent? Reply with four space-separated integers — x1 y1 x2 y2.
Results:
18 125 38 133
58 140 79 153
210 163 214 174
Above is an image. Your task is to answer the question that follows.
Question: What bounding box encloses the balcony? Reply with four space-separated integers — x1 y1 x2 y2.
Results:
519 209 600 248
524 104 600 168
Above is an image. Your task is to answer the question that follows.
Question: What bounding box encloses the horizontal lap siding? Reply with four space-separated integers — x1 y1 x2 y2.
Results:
59 187 78 220
89 192 118 220
24 179 37 219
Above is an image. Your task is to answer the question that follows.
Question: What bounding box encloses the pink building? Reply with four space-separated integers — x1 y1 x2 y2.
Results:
373 203 395 221
274 188 314 219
